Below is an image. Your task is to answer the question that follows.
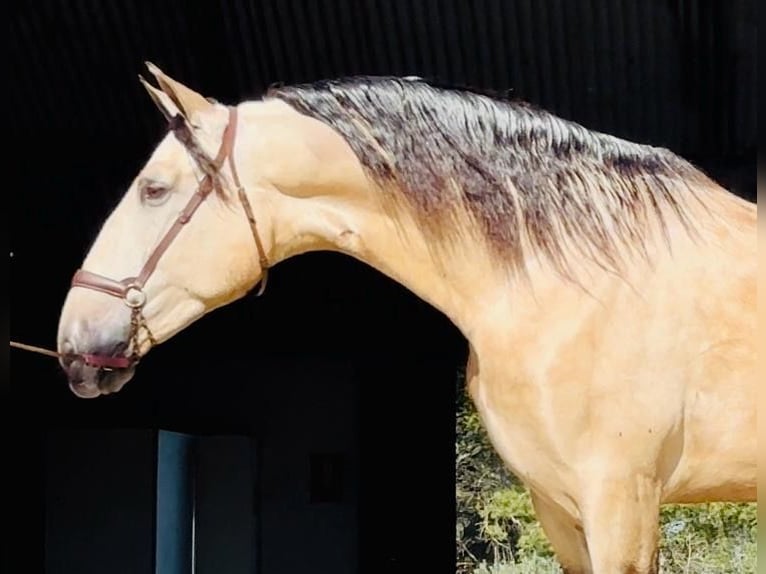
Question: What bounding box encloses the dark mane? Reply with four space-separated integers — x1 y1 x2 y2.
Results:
267 76 713 276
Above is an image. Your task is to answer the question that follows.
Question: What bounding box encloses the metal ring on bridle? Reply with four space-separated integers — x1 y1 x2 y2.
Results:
123 285 147 309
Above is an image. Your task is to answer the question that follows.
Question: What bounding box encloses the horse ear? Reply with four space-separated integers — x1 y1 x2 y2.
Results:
139 63 219 174
144 61 213 123
138 74 179 121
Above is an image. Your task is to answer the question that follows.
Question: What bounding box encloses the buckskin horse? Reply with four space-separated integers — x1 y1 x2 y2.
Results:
49 64 756 573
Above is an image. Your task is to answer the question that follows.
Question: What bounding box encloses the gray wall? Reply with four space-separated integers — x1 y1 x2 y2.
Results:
260 358 358 574
45 429 156 574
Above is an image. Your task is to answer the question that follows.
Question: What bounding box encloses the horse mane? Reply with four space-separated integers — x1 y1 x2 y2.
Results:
267 76 716 277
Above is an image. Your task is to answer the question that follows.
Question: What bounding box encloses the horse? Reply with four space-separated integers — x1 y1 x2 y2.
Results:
54 63 757 573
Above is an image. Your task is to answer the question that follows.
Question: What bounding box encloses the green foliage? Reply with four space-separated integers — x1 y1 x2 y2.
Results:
455 376 758 574
659 502 757 573
473 556 562 574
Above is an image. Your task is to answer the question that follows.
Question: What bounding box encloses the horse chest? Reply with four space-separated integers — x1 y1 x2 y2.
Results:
466 359 579 497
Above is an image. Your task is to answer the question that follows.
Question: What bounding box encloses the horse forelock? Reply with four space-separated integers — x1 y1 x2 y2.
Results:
267 76 716 277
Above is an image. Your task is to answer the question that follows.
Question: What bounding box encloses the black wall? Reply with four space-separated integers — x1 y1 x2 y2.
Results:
44 429 156 574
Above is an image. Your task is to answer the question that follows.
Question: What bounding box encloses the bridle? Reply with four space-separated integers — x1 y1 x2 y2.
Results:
10 105 269 371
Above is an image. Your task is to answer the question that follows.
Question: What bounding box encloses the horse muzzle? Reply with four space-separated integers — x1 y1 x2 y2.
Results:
59 339 137 398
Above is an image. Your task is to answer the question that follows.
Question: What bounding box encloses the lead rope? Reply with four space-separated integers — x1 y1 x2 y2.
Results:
9 340 65 360
9 309 156 367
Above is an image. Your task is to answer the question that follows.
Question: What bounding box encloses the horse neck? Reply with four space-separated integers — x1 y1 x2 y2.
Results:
270 191 511 341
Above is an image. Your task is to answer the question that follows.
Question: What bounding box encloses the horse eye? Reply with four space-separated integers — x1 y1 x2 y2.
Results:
141 184 170 203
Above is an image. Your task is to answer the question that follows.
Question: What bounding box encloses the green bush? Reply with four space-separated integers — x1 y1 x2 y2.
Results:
659 502 757 573
455 376 758 573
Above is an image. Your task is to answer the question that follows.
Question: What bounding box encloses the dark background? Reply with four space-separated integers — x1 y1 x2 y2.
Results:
6 1 756 572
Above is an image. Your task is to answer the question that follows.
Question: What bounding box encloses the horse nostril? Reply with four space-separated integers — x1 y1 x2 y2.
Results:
58 340 88 383
60 340 76 368
62 358 86 385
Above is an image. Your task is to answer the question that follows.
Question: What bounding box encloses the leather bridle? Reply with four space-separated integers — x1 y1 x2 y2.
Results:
66 105 269 370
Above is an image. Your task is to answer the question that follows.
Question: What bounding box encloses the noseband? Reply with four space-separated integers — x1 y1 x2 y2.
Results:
68 106 269 370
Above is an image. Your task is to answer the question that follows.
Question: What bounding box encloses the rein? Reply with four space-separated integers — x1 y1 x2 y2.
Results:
8 340 129 370
9 105 269 371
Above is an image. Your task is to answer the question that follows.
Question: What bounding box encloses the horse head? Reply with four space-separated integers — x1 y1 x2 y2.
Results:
56 63 366 397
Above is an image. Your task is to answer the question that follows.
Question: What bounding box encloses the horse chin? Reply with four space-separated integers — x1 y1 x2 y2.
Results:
68 367 136 399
